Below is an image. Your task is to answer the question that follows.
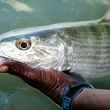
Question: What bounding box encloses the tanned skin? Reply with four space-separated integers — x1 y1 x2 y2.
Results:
1 56 110 110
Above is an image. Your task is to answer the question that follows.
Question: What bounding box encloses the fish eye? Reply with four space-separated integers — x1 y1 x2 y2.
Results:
15 40 31 50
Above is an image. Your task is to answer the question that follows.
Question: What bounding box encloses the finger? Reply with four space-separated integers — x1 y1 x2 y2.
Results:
0 65 8 73
0 56 10 73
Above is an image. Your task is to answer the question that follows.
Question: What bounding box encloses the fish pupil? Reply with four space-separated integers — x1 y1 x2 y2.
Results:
21 42 27 49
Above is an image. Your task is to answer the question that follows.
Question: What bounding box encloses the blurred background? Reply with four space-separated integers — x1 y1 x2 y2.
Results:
0 0 110 110
0 0 109 33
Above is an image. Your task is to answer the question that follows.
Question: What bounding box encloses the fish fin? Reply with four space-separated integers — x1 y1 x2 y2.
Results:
62 69 86 83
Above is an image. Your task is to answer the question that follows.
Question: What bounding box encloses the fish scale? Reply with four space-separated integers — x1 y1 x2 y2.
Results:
61 24 110 78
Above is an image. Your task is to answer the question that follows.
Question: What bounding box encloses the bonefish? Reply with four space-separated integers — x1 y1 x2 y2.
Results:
0 10 110 79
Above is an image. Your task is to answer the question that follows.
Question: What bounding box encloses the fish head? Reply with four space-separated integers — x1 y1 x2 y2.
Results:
0 29 66 70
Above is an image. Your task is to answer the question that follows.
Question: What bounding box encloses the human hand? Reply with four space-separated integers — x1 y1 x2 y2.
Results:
0 56 85 106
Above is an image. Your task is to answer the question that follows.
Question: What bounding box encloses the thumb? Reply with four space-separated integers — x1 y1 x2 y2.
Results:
0 65 8 73
0 56 10 73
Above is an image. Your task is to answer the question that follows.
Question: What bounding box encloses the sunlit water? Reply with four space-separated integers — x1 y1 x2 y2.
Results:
0 0 110 110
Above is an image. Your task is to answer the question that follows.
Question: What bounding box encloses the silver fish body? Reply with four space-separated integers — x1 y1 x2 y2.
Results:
0 16 110 80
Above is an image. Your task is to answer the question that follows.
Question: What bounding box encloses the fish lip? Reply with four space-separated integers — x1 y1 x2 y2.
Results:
0 55 32 67
0 56 10 64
